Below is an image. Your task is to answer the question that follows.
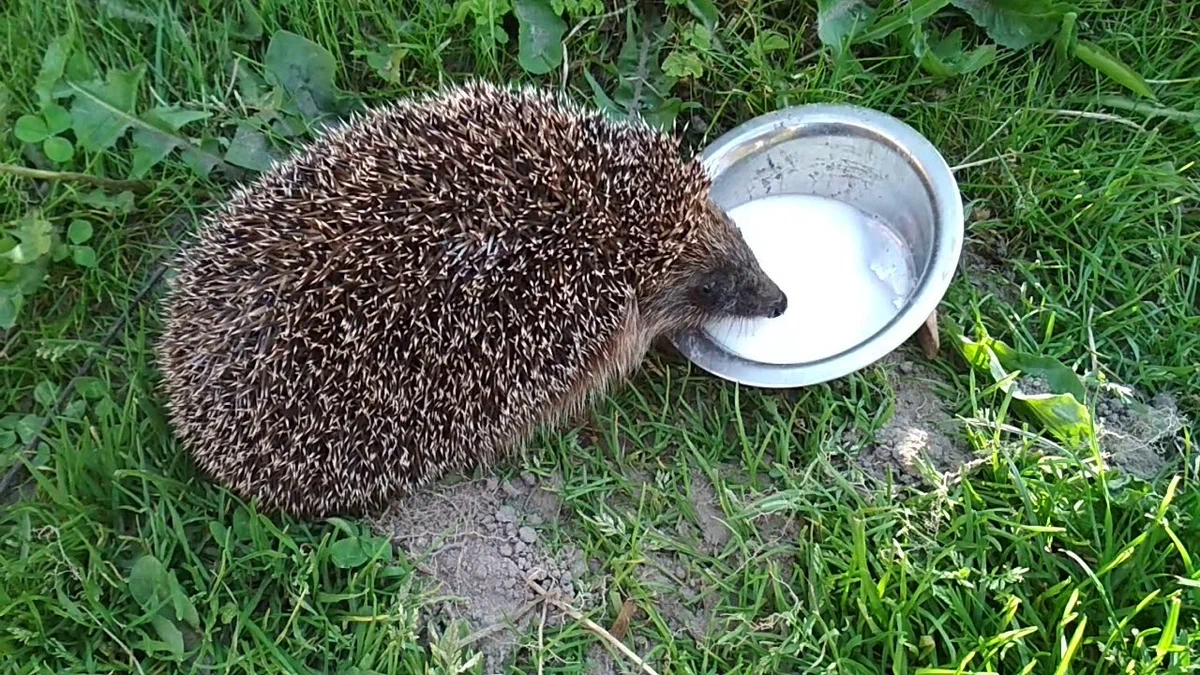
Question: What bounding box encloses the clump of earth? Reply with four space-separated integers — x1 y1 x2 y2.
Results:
1093 388 1186 480
855 354 976 487
370 471 596 671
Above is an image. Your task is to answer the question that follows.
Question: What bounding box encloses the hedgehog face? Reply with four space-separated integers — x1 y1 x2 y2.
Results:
644 200 787 332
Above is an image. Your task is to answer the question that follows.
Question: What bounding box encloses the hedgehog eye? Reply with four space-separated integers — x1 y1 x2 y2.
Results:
700 281 715 296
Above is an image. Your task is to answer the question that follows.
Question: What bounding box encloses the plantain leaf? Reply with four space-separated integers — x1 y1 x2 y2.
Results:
956 331 1094 447
950 0 1070 51
1073 40 1156 99
513 0 567 75
817 0 875 52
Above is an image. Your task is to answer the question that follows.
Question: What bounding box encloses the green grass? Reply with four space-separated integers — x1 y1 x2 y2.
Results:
1 0 1198 673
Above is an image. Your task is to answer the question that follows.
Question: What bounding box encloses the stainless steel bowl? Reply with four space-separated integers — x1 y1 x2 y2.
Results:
671 103 964 388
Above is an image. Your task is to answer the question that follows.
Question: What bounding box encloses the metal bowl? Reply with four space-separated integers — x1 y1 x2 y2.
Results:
671 103 964 388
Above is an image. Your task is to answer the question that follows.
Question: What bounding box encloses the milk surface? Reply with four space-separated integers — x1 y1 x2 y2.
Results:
705 194 914 365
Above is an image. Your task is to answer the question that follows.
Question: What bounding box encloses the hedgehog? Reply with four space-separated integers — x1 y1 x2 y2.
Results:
156 80 787 519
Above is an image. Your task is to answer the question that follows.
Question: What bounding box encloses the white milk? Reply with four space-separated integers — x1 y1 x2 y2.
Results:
704 194 915 365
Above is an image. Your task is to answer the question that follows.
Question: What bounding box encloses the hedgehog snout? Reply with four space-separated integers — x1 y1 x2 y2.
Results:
767 293 788 319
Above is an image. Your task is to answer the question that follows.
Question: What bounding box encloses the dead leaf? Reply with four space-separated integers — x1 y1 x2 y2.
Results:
608 598 638 641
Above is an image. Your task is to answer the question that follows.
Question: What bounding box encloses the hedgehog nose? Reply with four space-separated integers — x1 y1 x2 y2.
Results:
768 294 788 319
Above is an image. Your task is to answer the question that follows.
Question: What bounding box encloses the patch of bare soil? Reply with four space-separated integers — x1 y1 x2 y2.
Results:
370 471 598 672
585 470 803 675
1095 389 1187 480
855 355 976 486
959 228 1023 306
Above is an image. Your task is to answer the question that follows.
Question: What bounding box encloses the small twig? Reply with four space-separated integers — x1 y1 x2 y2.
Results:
1039 108 1146 131
951 152 1018 173
537 601 547 675
0 162 157 193
527 579 659 675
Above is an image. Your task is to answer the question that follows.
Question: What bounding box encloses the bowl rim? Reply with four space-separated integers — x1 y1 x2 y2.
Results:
670 102 964 388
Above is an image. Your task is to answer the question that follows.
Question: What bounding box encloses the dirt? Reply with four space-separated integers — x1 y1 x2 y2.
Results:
855 355 977 487
1014 373 1054 397
370 471 596 672
688 472 732 554
959 231 1023 306
1095 389 1187 480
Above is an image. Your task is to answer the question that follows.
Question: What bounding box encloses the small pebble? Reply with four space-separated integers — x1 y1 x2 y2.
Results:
521 471 537 487
900 360 915 374
560 571 572 584
501 480 518 497
495 505 516 523
527 513 543 526
486 477 499 491
500 543 514 558
518 526 538 543
515 541 527 554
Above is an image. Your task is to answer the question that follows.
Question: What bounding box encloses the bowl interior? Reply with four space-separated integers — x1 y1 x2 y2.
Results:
707 123 938 288
672 105 963 388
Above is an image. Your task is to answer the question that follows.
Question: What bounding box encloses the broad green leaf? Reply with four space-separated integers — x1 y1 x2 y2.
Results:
69 65 146 152
14 115 49 143
42 103 71 135
263 30 342 121
609 8 679 128
168 573 200 628
71 245 97 268
33 381 58 407
65 51 97 83
0 292 19 329
129 555 167 607
147 107 211 131
16 414 42 445
50 241 71 262
34 36 71 108
0 429 16 449
150 615 185 658
223 124 275 172
1073 40 1156 99
949 0 1069 51
74 377 107 399
329 537 370 568
67 220 93 245
854 0 951 44
181 138 223 178
684 0 720 30
956 331 1094 446
63 399 87 419
80 189 135 213
911 25 997 77
584 70 622 118
43 136 74 164
231 0 264 41
8 214 54 264
662 50 704 79
1053 11 1077 62
513 0 567 75
130 129 178 178
817 0 875 52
